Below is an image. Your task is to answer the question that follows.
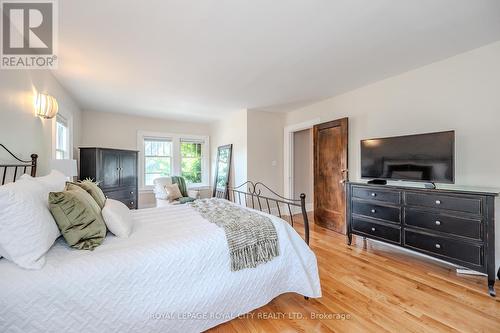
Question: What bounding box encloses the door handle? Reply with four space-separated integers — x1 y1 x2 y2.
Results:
340 169 349 184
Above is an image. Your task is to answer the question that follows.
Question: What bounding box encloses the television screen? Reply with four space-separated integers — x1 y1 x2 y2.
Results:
361 131 455 183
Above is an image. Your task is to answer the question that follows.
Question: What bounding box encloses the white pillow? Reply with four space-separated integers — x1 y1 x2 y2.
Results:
0 177 60 269
101 199 133 238
21 169 67 194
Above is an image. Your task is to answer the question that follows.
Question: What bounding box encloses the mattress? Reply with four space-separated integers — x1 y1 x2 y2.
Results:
0 203 321 333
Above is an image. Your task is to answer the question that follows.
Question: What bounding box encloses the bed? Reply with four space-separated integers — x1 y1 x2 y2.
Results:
0 146 321 333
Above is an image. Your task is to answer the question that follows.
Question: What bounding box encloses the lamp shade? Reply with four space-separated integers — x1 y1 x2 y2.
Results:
35 93 59 119
50 159 78 178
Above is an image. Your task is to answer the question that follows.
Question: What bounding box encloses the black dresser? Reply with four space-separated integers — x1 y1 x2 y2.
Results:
347 182 498 296
79 148 138 209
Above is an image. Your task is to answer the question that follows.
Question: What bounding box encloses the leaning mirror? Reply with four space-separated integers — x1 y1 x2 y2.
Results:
213 144 233 198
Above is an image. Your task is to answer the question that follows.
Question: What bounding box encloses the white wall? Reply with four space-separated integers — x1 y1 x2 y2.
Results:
284 41 500 272
81 110 210 150
293 129 313 204
0 70 82 176
210 110 285 198
247 110 285 195
286 41 500 187
80 110 211 207
210 109 248 189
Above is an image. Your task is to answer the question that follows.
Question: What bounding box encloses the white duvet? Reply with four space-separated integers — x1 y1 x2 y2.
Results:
0 204 321 333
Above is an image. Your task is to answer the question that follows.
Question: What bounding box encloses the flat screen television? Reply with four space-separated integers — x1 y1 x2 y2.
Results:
361 131 455 183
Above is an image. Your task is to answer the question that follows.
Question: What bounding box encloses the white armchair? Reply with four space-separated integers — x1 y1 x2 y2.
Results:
153 177 200 207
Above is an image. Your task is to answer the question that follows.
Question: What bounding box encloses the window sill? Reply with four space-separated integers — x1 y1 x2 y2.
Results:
187 184 211 190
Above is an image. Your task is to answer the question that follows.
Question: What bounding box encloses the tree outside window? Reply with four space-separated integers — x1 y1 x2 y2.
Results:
139 132 208 189
181 141 202 184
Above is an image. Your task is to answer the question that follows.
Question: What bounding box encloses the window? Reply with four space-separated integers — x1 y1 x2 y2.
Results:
138 131 209 190
55 116 69 159
144 139 172 186
180 140 203 184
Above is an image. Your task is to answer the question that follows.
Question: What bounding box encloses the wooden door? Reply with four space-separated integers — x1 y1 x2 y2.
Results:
314 118 348 234
100 149 120 189
119 151 137 187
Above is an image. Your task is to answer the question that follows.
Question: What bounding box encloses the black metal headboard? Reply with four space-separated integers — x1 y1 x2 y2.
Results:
224 181 310 245
0 144 38 185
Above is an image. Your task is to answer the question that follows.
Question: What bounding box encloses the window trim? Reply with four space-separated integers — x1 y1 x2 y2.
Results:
137 130 209 191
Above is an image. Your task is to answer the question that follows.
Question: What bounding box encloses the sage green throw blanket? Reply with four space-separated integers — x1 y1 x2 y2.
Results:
171 176 195 204
189 198 279 271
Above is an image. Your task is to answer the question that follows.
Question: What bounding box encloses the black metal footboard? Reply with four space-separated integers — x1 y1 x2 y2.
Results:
221 181 310 245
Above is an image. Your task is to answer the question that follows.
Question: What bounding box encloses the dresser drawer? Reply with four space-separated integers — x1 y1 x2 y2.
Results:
352 218 400 244
115 198 137 209
405 192 482 215
352 201 400 223
104 187 137 200
405 209 482 240
404 230 482 266
352 187 401 204
104 187 137 209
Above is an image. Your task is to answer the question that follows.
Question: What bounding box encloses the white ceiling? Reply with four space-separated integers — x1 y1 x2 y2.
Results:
54 0 500 122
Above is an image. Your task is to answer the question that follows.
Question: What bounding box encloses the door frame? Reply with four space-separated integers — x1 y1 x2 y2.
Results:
283 118 321 201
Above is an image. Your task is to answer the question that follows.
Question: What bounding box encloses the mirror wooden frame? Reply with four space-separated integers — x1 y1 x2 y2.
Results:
212 144 233 198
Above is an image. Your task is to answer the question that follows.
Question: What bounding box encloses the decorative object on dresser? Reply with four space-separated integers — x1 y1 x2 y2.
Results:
79 148 138 209
347 182 498 296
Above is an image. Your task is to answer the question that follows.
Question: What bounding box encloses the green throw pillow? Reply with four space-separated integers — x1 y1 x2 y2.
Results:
49 184 107 250
69 180 106 209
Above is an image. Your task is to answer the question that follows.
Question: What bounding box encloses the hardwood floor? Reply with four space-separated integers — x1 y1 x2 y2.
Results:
208 214 500 333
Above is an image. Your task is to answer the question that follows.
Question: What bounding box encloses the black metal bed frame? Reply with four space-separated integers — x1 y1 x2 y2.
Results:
217 181 310 245
1 144 310 245
0 144 38 185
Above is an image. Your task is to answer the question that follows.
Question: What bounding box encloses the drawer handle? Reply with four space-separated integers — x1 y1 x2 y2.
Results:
130 191 134 194
371 193 376 197
435 243 441 249
435 200 441 205
371 227 376 232
435 220 441 226
131 201 134 205
371 209 376 214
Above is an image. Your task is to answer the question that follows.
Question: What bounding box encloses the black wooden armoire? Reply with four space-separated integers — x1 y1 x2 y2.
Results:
79 148 138 209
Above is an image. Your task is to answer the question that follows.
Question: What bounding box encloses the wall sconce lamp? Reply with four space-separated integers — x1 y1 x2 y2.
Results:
34 93 59 119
